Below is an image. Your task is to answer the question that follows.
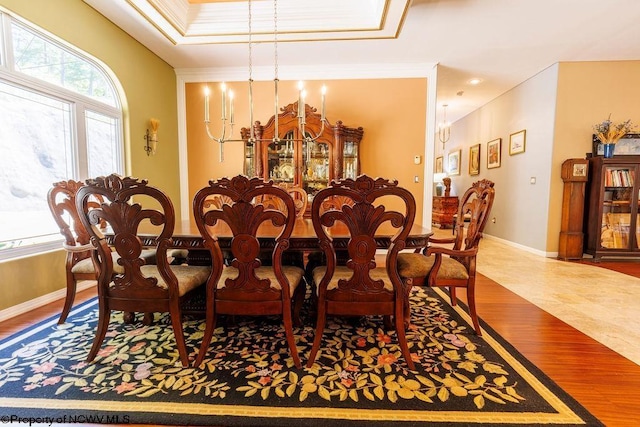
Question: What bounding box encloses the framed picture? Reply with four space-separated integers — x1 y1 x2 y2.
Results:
487 138 501 169
469 144 480 175
435 156 443 174
447 149 461 176
509 129 526 155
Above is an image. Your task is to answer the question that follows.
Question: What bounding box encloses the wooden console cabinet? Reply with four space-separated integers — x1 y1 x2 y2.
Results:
432 196 459 228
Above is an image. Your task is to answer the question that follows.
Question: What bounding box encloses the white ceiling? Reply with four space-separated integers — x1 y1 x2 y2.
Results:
83 0 640 124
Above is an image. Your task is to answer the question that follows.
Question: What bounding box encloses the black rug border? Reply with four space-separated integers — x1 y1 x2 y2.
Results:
0 290 604 427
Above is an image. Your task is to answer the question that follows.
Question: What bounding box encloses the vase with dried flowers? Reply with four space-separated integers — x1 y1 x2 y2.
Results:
593 115 636 158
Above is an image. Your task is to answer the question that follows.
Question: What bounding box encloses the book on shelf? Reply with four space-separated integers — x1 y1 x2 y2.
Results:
605 168 634 187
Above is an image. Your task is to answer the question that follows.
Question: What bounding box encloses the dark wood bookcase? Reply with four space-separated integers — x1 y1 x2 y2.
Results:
584 155 640 260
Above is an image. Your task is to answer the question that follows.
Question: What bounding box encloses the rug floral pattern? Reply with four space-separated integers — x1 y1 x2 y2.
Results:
0 287 533 413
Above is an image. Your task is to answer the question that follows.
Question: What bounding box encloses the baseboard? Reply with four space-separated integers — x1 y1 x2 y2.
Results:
0 281 95 323
483 234 558 258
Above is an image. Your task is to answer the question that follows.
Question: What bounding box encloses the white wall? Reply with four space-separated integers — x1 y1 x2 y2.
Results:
442 64 559 252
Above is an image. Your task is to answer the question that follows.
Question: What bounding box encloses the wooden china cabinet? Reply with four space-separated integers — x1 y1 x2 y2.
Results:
241 102 364 214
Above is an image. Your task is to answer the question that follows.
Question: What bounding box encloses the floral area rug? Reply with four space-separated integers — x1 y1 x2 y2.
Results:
0 287 602 426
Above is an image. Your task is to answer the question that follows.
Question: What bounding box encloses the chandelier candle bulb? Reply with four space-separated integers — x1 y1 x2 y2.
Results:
204 86 210 122
297 81 304 118
229 90 235 125
321 85 326 121
221 83 227 120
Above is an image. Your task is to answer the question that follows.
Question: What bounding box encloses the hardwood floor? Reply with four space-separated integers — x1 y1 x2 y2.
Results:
2 274 640 426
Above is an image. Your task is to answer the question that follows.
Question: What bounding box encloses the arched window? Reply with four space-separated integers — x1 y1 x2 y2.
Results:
0 10 124 260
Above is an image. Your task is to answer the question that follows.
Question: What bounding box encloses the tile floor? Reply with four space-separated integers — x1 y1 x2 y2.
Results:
475 234 640 366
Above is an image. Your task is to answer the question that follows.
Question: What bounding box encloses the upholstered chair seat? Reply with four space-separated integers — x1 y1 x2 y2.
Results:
138 265 211 295
397 253 470 281
217 265 304 292
312 266 394 292
71 249 157 275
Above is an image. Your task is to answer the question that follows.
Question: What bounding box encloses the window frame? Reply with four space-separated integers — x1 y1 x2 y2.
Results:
0 9 124 261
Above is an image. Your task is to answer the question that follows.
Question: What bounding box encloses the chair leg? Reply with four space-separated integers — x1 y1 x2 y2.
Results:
402 279 413 329
143 312 154 325
86 302 110 363
168 306 190 367
466 283 482 336
306 305 327 368
194 303 217 368
395 305 415 370
282 306 302 369
58 275 77 324
449 286 458 305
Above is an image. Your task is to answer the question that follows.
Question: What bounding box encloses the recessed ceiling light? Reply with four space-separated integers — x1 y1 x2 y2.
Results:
468 78 482 85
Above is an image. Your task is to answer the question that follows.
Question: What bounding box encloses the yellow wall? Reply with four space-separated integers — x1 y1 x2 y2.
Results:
185 78 428 223
550 61 640 251
0 0 178 310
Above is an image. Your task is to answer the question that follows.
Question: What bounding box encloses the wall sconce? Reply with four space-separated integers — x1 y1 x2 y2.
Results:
144 118 159 156
438 104 451 149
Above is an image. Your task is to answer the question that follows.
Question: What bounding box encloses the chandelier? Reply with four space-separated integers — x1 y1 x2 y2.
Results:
204 0 327 162
437 104 451 149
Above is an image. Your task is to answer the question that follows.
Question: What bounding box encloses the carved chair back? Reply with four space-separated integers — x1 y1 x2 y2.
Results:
76 174 175 301
193 175 297 302
312 175 416 302
48 179 102 250
451 179 496 266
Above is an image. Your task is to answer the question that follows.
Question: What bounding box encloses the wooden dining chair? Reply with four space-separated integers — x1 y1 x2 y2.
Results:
47 180 102 324
306 175 416 370
192 175 306 368
76 174 211 367
47 179 158 324
397 179 495 335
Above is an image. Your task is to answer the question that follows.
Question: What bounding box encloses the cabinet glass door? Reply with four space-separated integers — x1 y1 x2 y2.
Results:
244 141 255 177
601 166 634 248
302 139 329 198
267 136 295 185
637 188 640 249
343 140 358 179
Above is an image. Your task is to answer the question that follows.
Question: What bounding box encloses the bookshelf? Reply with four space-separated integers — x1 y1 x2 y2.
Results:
584 155 640 260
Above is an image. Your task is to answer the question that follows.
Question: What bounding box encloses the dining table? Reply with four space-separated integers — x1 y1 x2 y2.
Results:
134 217 433 321
136 217 433 259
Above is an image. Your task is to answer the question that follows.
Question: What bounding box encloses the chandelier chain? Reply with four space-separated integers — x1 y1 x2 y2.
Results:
248 0 253 82
203 0 327 162
274 0 279 80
